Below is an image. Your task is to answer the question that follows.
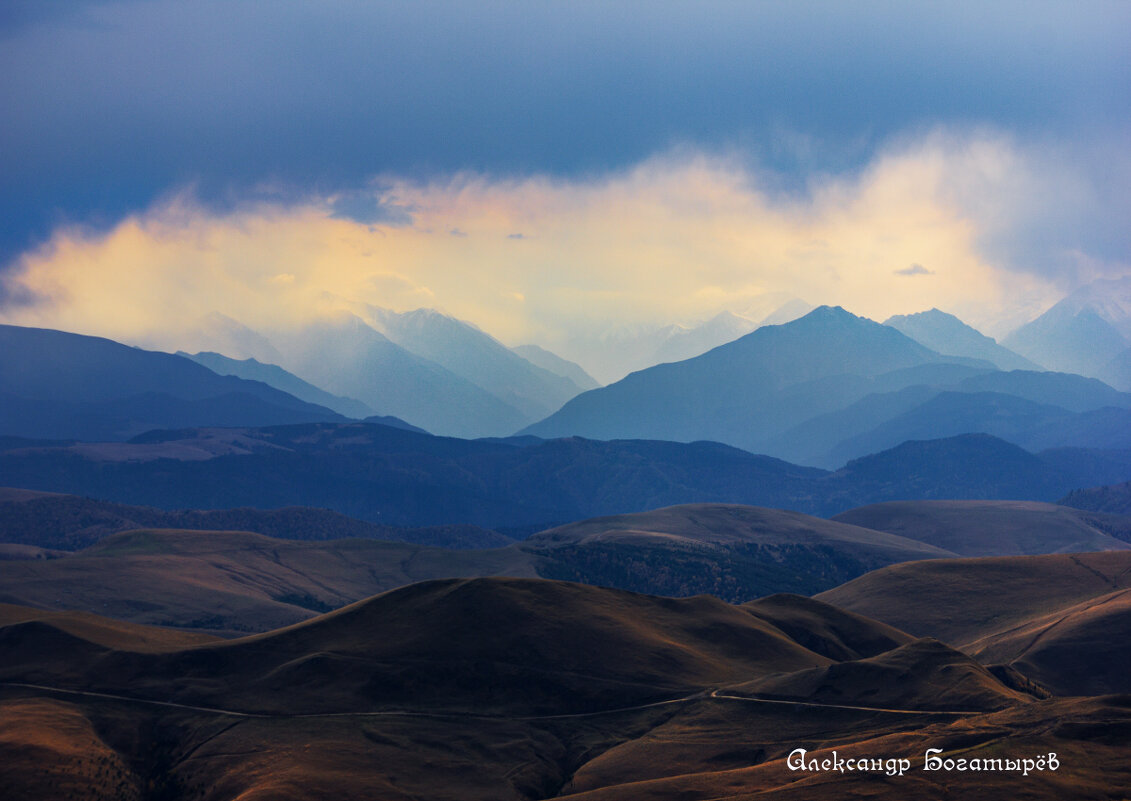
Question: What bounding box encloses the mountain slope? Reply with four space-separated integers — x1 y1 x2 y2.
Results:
1098 346 1131 392
831 500 1131 556
522 306 978 450
885 308 1040 370
524 503 953 602
182 351 374 419
1003 277 1131 376
511 344 600 390
0 487 514 550
817 550 1131 695
365 306 585 420
0 528 537 633
2 425 1129 526
822 391 1079 465
0 324 343 440
1059 479 1131 515
267 313 529 437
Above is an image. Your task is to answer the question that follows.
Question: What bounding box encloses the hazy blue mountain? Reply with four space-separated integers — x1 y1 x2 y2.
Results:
521 306 984 451
173 312 285 363
555 306 787 384
649 310 760 365
0 324 343 440
1004 277 1131 376
1098 348 1131 393
511 344 600 390
757 296 815 325
361 415 429 434
823 391 1080 466
1020 406 1131 452
815 434 1085 515
267 313 529 438
0 422 826 528
761 369 1131 468
884 308 1040 371
182 351 374 419
363 306 584 420
821 389 1131 467
951 369 1131 412
760 384 945 467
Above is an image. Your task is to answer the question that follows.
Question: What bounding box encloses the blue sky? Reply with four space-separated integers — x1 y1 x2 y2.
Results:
1 0 1128 345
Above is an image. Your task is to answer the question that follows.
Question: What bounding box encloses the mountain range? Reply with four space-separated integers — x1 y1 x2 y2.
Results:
0 324 345 441
1003 275 1131 381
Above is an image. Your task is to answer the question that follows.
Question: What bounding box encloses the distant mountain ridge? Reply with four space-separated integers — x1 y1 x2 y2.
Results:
510 344 600 390
362 305 585 421
1 422 1128 525
0 324 344 440
521 306 993 450
884 308 1040 371
1004 276 1131 376
265 313 531 437
182 350 375 419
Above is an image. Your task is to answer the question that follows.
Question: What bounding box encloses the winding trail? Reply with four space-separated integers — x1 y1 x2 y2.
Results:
0 682 979 720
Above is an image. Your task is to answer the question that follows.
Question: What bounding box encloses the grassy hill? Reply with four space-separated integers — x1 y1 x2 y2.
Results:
1 579 1126 800
831 499 1131 556
817 550 1131 695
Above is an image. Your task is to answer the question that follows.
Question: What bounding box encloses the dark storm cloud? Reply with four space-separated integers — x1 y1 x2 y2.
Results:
1 0 1128 266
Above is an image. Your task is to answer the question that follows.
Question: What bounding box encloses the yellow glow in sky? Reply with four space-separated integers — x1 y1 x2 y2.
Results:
0 132 1065 360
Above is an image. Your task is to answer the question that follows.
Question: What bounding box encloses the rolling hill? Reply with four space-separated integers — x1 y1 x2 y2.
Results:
2 577 1126 800
0 503 951 631
831 499 1131 556
1059 479 1131 515
525 504 953 601
817 550 1131 695
0 487 514 550
0 528 536 633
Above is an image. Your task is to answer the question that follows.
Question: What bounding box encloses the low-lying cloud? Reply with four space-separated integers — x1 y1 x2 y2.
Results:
1 129 1126 355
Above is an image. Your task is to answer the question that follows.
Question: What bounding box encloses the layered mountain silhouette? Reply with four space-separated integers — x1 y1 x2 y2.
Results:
884 308 1039 370
0 324 344 440
522 306 989 449
1003 276 1131 376
265 312 532 437
4 422 1130 525
362 305 586 421
552 297 808 384
181 350 375 419
511 343 600 390
3 423 1130 525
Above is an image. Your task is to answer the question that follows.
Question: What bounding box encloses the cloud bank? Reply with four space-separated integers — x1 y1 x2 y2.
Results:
1 130 1126 356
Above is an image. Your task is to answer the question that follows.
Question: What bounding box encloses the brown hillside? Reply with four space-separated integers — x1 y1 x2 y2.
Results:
832 499 1131 556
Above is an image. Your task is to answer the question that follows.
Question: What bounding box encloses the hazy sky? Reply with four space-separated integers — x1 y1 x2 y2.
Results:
1 1 1128 349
